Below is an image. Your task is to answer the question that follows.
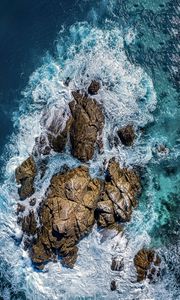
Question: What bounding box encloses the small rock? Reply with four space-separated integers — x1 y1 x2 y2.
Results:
111 257 124 271
30 198 36 206
16 203 25 215
88 80 100 95
117 125 135 146
134 249 161 282
110 280 117 291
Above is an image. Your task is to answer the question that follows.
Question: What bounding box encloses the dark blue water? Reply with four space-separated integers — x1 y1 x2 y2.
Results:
0 0 179 299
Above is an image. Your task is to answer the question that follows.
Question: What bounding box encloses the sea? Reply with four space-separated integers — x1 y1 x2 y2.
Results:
0 0 179 299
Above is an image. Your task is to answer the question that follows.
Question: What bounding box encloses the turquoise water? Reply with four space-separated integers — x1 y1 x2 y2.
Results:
0 0 179 299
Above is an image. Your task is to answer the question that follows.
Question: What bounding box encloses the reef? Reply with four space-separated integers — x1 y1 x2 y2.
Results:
15 80 160 280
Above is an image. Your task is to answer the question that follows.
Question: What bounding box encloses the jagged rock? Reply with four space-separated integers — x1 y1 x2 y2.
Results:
134 249 161 282
111 257 124 271
22 210 37 236
96 159 141 227
15 156 36 200
88 80 100 95
27 165 101 268
117 125 135 146
69 91 104 161
16 203 25 215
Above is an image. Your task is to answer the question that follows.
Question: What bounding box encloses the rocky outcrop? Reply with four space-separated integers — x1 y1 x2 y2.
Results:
134 249 161 282
26 166 101 269
117 125 135 146
96 159 141 227
69 91 104 161
88 80 100 95
15 156 36 200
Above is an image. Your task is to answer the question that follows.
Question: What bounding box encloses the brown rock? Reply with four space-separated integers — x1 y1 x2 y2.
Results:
96 159 141 227
117 125 135 146
69 91 104 161
22 210 37 236
88 80 100 95
134 249 161 282
15 156 36 200
28 166 101 268
16 203 25 215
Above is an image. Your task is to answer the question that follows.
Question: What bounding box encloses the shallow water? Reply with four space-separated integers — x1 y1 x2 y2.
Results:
0 0 179 299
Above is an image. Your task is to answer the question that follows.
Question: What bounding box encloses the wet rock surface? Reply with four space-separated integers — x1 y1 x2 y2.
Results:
69 91 104 161
15 156 36 200
88 80 101 95
96 159 141 227
117 125 136 146
26 166 101 269
134 249 161 282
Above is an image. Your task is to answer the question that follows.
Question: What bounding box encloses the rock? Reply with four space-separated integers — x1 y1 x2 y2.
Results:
29 198 36 206
22 210 37 236
117 125 135 146
16 203 25 215
69 91 104 161
110 280 117 291
111 257 124 271
15 156 36 200
96 159 141 227
134 249 161 282
88 80 100 95
27 166 101 268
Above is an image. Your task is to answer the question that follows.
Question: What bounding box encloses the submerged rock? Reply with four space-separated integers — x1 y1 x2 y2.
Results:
88 80 100 95
26 165 101 268
134 249 161 282
96 159 141 227
117 125 136 146
33 108 72 156
69 91 104 161
15 156 36 200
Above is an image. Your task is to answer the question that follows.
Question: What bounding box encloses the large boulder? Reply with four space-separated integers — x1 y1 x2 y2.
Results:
96 159 141 227
69 91 104 161
117 125 136 146
15 156 36 200
134 249 161 282
25 165 101 269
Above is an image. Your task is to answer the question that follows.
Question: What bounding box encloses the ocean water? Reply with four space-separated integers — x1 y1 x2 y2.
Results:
0 0 179 299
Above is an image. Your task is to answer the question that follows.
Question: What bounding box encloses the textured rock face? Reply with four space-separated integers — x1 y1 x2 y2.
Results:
96 160 141 227
134 249 161 282
28 166 101 268
69 91 104 161
117 125 135 146
15 156 36 200
88 80 100 95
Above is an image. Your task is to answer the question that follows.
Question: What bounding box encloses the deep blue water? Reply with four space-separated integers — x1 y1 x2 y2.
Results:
0 0 179 299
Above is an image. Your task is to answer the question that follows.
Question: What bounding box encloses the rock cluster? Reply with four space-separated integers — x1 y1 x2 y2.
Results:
96 160 140 227
15 81 142 272
33 82 104 162
134 249 161 282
